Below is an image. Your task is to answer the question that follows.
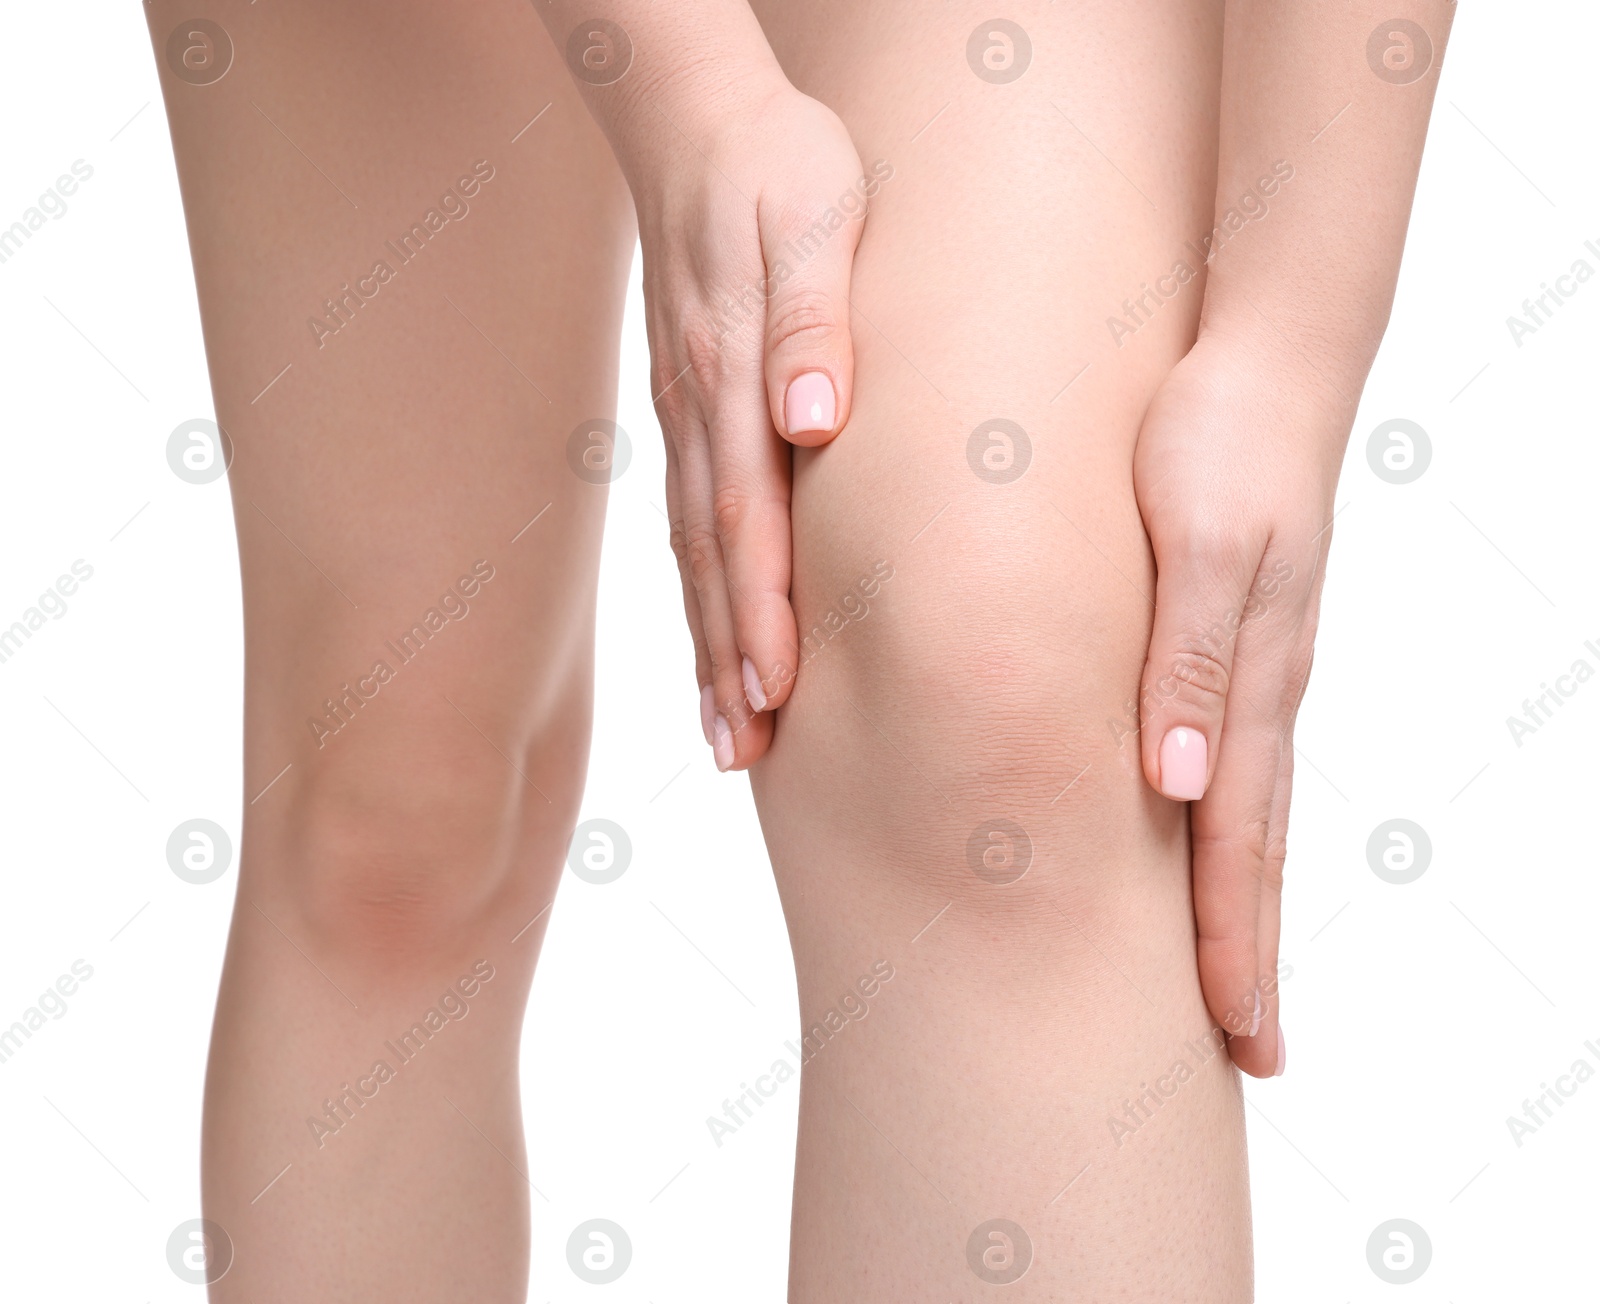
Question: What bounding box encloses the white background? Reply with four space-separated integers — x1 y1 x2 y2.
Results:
2 2 1597 1300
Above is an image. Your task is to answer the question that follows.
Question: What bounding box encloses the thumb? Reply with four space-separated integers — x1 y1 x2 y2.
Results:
760 203 860 448
1138 541 1262 801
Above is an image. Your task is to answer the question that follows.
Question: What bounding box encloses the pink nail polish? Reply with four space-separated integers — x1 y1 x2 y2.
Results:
1158 726 1207 800
1274 1024 1286 1077
712 715 734 771
699 684 716 746
742 657 767 712
784 371 836 435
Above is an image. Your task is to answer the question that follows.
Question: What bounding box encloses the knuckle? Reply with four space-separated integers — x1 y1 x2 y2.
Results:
655 390 693 436
1160 516 1249 568
766 287 839 355
680 319 730 399
650 347 698 427
1174 645 1232 701
1262 832 1287 896
711 485 749 547
651 352 682 403
667 519 692 569
704 647 731 687
1150 643 1231 712
1284 634 1317 709
682 521 724 589
1196 814 1270 881
711 483 785 560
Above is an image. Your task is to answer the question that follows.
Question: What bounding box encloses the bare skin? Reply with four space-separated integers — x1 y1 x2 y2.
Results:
147 2 633 1298
748 3 1252 1297
147 0 1449 1296
739 2 1449 1295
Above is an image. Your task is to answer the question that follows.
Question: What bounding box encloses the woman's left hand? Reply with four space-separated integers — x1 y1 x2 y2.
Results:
1132 329 1353 1079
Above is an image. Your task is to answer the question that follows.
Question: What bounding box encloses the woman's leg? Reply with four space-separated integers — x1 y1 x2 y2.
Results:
749 3 1252 1297
145 3 634 1298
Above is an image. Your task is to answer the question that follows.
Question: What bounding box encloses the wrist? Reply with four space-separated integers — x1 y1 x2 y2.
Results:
578 34 790 191
1148 327 1363 493
1193 298 1380 415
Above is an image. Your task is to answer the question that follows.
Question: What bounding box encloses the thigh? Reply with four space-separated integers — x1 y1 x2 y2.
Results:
748 4 1250 1299
146 0 636 898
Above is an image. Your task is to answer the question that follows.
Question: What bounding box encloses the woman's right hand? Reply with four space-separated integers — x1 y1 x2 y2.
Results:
630 78 874 770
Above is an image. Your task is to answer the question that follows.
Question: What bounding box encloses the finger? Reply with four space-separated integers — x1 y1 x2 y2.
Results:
709 419 799 730
659 389 747 770
662 438 715 745
1240 734 1293 1079
1191 587 1306 1079
1190 690 1280 1077
705 315 801 735
725 679 775 767
1243 622 1319 1079
1240 537 1330 1077
760 193 863 449
1138 534 1266 802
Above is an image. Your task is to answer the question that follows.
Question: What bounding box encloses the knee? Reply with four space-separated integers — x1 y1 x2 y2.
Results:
787 544 1143 792
263 709 586 961
764 532 1182 919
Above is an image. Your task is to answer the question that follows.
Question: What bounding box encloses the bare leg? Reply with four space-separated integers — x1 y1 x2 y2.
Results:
145 3 634 1297
749 3 1253 1297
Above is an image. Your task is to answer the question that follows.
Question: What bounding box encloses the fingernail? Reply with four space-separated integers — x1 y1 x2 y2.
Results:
699 684 716 746
1249 989 1262 1038
1274 1024 1287 1077
1158 726 1207 800
712 715 735 771
784 371 836 435
742 656 767 712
